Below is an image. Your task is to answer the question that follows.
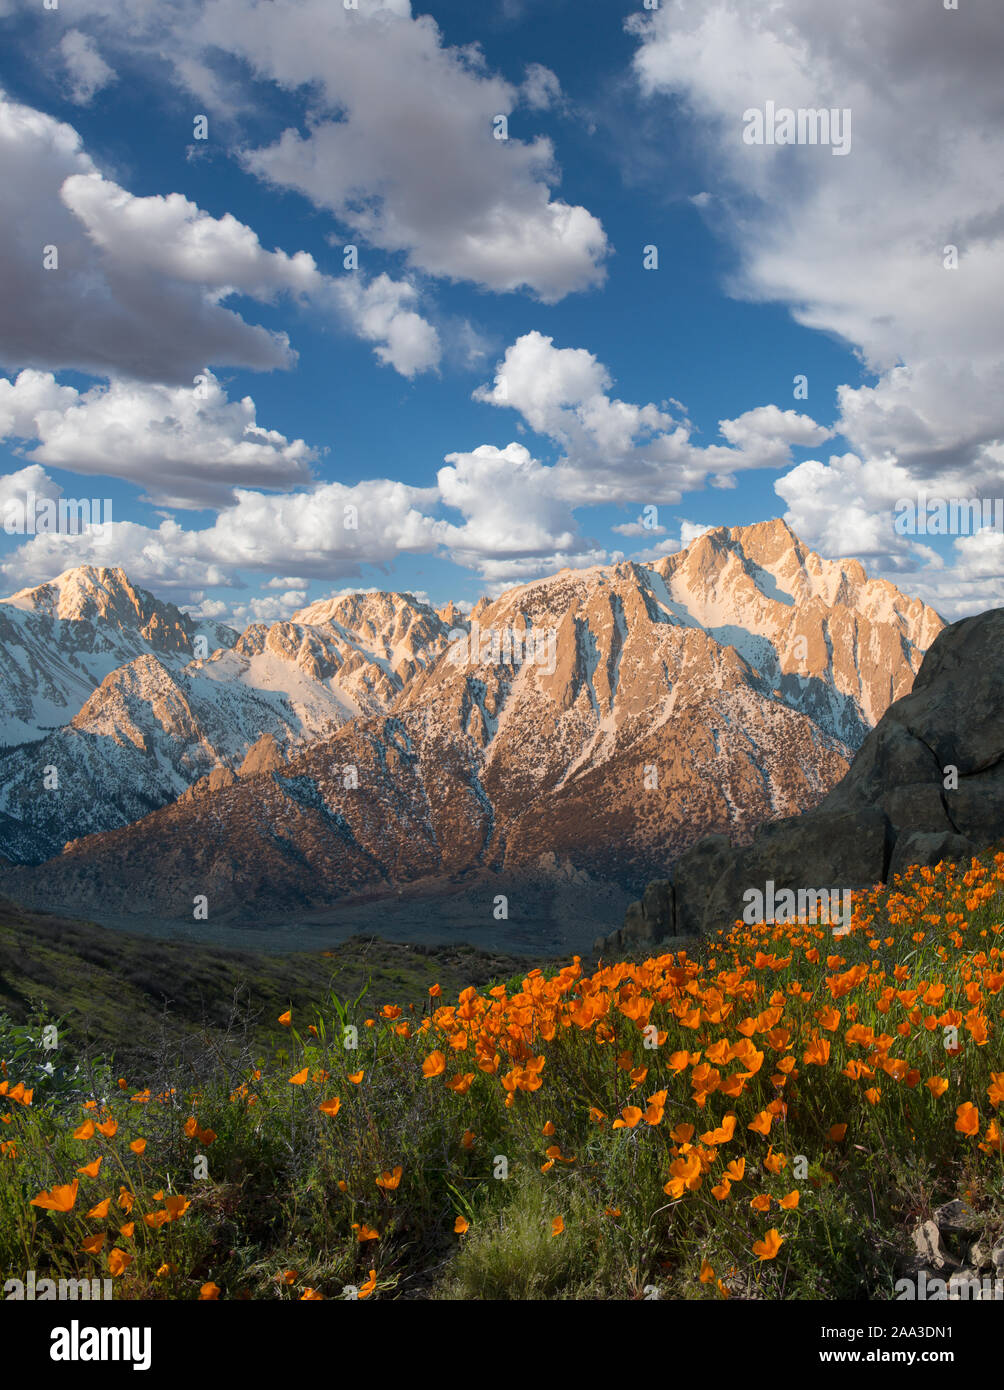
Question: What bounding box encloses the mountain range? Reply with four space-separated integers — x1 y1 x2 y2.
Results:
0 519 944 947
0 570 453 863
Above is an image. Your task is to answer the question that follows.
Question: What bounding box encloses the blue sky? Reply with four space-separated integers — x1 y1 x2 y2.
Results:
0 0 1001 625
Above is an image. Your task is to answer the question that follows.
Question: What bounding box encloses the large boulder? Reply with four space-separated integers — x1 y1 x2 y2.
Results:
743 806 892 889
596 606 1004 955
949 761 1004 844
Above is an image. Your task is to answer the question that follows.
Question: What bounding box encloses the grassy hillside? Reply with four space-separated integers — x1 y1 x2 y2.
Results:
0 898 538 1069
2 852 1003 1300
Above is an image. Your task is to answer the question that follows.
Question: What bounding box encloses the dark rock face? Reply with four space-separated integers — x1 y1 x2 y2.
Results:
887 831 978 882
620 879 674 946
602 607 1004 955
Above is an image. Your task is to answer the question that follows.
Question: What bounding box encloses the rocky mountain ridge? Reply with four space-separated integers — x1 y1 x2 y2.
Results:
0 569 454 862
0 521 946 946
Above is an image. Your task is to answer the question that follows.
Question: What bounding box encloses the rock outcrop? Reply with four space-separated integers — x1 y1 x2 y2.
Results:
899 1200 1004 1300
602 605 1004 955
238 732 286 778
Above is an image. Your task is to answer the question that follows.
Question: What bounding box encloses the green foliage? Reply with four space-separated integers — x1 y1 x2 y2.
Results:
0 1009 113 1112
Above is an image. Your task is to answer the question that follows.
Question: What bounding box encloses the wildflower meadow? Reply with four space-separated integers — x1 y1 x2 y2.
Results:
2 851 1003 1301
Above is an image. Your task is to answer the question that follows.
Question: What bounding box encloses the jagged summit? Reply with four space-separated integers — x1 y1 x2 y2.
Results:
7 563 135 612
435 600 468 629
5 565 198 650
0 564 234 750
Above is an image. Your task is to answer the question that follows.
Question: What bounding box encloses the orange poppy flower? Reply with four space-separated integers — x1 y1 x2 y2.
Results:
752 1228 784 1261
701 1113 737 1146
30 1180 79 1213
612 1106 643 1129
955 1102 979 1136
